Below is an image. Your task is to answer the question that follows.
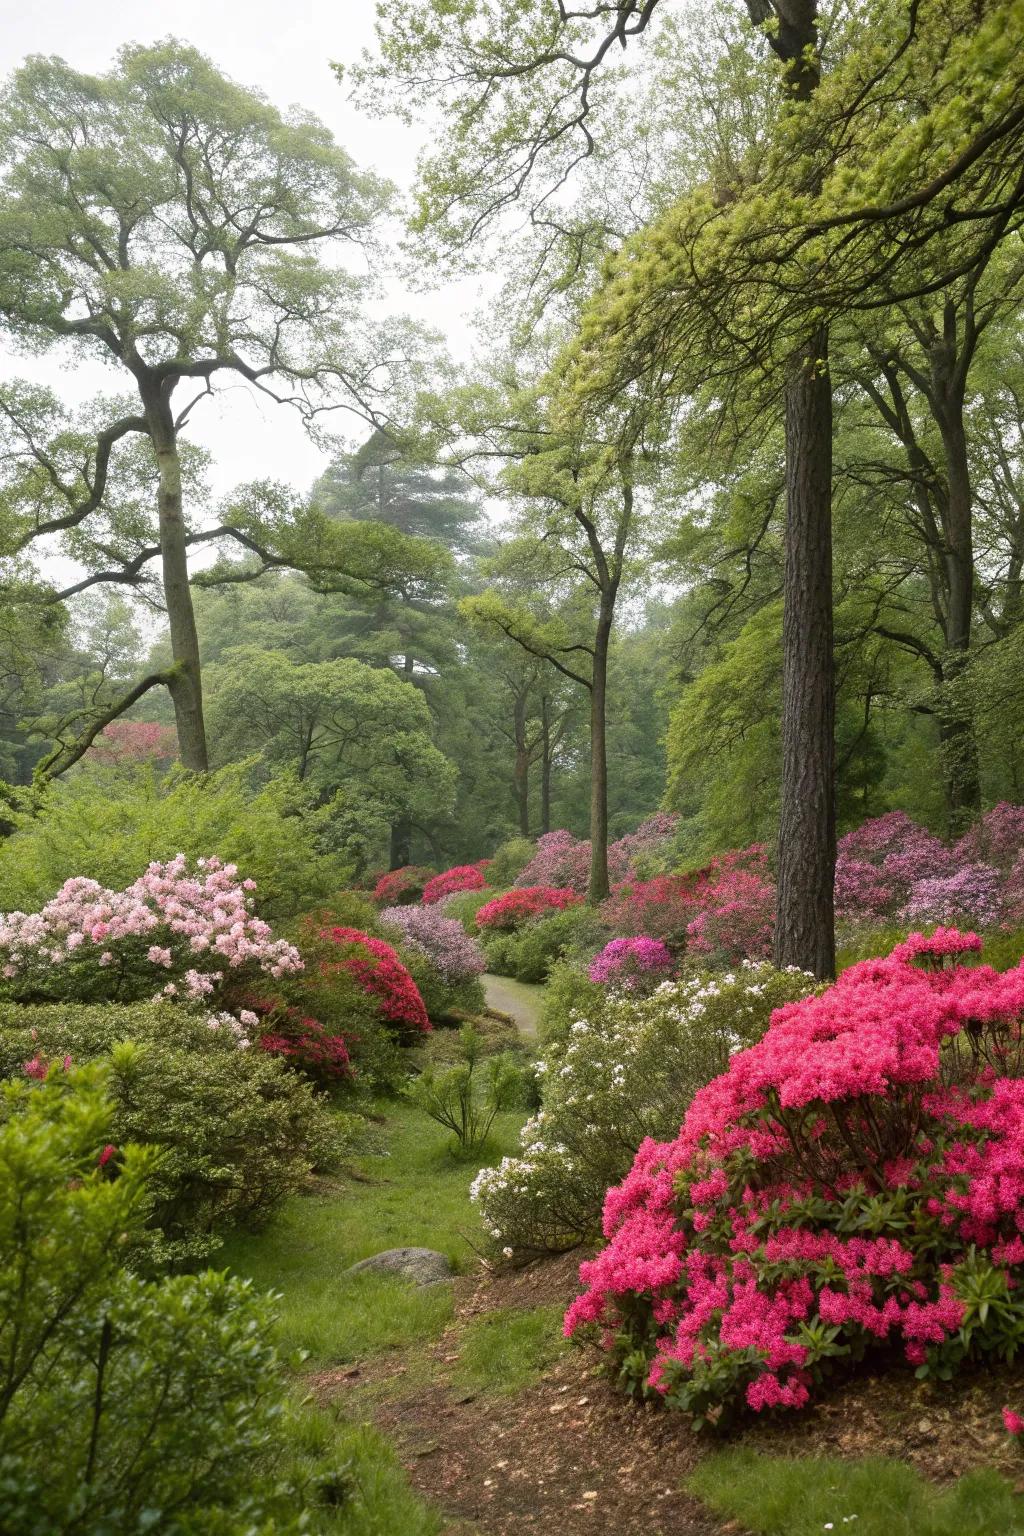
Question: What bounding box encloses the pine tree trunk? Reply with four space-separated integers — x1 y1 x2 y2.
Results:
513 691 530 835
773 324 836 979
142 384 208 773
540 695 553 836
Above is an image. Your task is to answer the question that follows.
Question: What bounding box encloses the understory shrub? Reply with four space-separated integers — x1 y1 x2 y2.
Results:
0 1002 342 1268
0 1066 329 1535
473 965 816 1258
566 930 1024 1425
422 862 490 905
373 865 433 905
475 885 582 931
0 761 351 920
319 925 430 1039
380 903 487 1017
411 1024 522 1155
440 885 497 932
487 836 535 888
538 960 606 1045
0 854 302 1016
589 936 674 992
481 905 604 983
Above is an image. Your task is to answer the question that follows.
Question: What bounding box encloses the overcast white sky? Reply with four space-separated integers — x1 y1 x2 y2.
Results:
0 0 487 500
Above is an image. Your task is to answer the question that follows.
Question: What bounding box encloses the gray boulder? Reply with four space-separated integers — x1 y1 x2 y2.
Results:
346 1246 453 1287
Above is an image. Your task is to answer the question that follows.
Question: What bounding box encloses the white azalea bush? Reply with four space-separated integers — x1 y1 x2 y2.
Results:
471 964 819 1259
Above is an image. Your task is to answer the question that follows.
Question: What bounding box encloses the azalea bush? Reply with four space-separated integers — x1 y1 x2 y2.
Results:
0 1002 343 1268
0 856 302 1023
588 936 674 992
566 931 1024 1425
319 924 430 1039
600 874 701 949
480 906 604 984
515 814 679 894
380 903 486 1016
834 804 1024 935
0 1065 339 1535
475 885 582 931
600 846 774 962
372 865 433 906
473 964 816 1260
422 862 490 905
685 865 776 964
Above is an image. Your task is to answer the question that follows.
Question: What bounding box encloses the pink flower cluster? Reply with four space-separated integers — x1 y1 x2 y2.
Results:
515 815 679 894
836 805 1024 931
686 866 775 964
89 720 178 764
588 936 674 991
0 856 301 1010
566 930 1024 1419
600 845 774 959
380 904 486 985
422 862 490 906
372 866 433 906
475 886 583 931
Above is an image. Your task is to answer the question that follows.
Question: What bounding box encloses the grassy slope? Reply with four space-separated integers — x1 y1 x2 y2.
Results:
221 1098 533 1535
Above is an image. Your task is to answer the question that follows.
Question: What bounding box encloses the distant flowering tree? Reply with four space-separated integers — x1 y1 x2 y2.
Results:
566 930 1024 1421
0 856 301 1021
588 936 674 992
421 863 490 905
475 886 582 931
89 721 179 765
380 904 486 985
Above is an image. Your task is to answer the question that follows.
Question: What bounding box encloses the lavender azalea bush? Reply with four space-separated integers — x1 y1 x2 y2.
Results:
380 904 487 986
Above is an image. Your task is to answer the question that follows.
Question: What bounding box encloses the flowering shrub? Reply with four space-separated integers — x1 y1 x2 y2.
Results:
89 720 179 764
686 866 776 964
475 886 582 931
474 965 817 1259
380 904 486 985
257 1009 353 1085
321 925 430 1038
565 931 1024 1424
600 875 701 948
422 862 490 905
481 905 603 984
515 815 679 894
588 936 674 992
0 856 301 1019
372 865 433 905
902 864 1003 929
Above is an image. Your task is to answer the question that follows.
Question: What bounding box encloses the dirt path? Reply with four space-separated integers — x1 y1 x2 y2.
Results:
482 973 544 1039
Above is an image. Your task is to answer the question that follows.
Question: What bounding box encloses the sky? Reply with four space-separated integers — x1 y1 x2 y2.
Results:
0 0 488 501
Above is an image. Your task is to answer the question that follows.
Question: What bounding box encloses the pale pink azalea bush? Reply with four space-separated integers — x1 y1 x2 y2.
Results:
515 814 679 894
566 930 1024 1424
0 855 301 1015
380 903 487 985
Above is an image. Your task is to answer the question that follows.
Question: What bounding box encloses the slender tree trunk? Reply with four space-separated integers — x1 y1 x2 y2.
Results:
513 691 531 836
934 368 981 831
588 605 613 905
540 695 553 836
389 819 412 870
141 383 208 772
773 324 836 979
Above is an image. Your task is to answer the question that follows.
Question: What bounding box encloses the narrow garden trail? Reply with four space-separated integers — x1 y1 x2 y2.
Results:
481 973 544 1039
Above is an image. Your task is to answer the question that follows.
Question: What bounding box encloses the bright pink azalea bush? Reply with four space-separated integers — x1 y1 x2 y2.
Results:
835 805 1024 933
422 862 490 906
566 929 1024 1423
588 936 674 992
321 925 430 1038
600 845 774 961
0 856 301 1011
475 886 583 931
686 866 776 964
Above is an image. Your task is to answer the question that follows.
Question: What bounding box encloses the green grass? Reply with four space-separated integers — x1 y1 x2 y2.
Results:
221 1098 525 1364
451 1303 568 1397
690 1450 1024 1536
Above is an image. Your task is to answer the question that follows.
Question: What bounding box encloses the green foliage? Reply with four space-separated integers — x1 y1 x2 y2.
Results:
0 1066 336 1536
0 762 352 919
537 959 607 1046
0 1002 345 1269
688 1450 1024 1536
451 1305 567 1397
401 948 486 1023
473 965 818 1257
410 1025 521 1155
481 906 605 983
487 837 536 887
442 886 497 932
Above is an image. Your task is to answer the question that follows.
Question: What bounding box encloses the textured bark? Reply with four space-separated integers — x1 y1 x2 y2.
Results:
540 695 553 836
587 606 613 905
141 382 208 773
773 325 836 979
513 691 531 835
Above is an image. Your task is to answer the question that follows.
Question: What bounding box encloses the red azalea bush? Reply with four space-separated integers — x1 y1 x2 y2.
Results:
230 992 353 1087
422 862 490 905
372 865 434 906
566 929 1024 1424
601 845 774 959
321 925 429 1038
475 886 583 932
